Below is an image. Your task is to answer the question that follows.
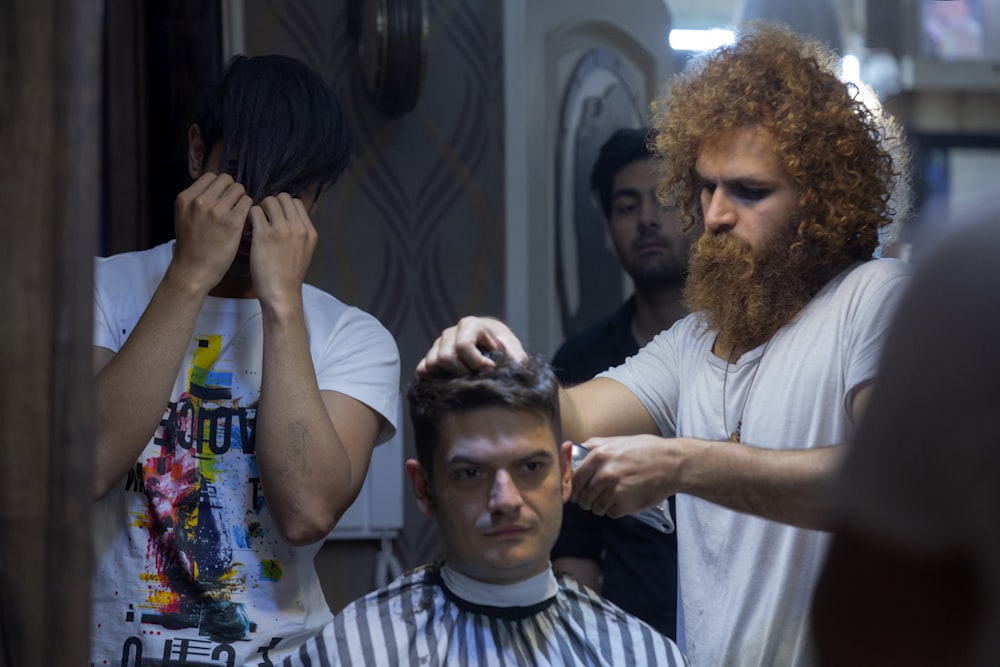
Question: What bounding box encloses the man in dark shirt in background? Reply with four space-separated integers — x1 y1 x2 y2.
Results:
550 127 689 637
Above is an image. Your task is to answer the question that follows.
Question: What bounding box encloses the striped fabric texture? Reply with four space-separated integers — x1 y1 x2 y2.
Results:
282 564 687 666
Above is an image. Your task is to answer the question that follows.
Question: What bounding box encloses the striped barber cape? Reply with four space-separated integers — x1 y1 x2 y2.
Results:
281 563 687 666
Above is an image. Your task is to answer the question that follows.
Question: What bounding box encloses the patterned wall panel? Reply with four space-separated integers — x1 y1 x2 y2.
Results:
242 0 505 608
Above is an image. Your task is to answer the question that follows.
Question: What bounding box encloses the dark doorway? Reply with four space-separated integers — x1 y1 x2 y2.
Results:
102 0 224 256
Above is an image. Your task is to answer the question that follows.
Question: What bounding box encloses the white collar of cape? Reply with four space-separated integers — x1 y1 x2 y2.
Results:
440 562 559 608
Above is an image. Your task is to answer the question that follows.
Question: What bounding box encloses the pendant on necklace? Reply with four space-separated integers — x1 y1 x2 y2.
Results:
721 340 770 445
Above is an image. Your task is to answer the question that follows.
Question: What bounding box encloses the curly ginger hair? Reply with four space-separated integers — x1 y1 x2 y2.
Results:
652 22 910 262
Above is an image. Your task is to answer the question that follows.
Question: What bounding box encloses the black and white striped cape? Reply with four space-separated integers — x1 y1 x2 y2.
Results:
281 564 687 666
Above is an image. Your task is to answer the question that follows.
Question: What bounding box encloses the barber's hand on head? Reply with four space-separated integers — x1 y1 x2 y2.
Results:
417 316 528 375
247 193 317 308
571 434 674 519
173 172 254 292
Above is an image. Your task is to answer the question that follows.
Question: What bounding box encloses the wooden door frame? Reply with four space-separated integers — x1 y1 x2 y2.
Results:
0 1 221 663
0 1 101 665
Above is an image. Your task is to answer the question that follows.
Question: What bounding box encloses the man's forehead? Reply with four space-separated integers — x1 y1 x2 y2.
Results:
436 408 558 462
695 126 788 177
613 158 660 190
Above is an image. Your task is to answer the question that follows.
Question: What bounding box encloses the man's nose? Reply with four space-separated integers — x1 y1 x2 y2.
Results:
488 470 524 514
703 188 736 233
638 195 662 228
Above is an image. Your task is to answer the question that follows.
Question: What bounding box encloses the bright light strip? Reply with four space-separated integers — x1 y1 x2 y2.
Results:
669 29 736 52
841 54 861 85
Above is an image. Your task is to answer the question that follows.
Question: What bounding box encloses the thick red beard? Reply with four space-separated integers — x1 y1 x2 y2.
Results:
683 225 842 353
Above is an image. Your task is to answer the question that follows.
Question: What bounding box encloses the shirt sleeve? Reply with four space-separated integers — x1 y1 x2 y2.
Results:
92 255 120 352
835 232 1000 553
597 317 691 438
840 259 912 416
313 307 401 445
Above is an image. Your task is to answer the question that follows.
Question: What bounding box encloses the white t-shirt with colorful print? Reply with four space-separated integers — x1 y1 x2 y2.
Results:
90 241 400 667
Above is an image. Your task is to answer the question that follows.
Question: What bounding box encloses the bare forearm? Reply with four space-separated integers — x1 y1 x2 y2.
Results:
94 269 207 498
561 378 658 444
678 439 847 529
254 301 355 544
558 385 584 442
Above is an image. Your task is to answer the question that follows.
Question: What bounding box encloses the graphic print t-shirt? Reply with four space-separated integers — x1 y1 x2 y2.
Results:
91 242 400 667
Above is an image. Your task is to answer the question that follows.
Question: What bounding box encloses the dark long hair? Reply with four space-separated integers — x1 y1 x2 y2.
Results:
196 54 352 202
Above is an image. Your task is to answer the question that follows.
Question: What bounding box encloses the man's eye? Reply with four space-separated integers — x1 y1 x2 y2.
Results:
455 467 482 481
734 186 770 201
522 461 546 474
613 201 638 216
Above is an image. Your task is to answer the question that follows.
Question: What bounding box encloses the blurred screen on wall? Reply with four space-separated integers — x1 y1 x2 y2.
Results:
921 0 986 60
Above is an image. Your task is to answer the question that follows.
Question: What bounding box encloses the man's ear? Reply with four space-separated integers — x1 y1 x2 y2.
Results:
405 459 435 518
559 441 573 503
187 123 205 179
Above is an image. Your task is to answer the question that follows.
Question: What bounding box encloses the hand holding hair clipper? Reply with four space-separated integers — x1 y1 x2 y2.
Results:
570 443 675 534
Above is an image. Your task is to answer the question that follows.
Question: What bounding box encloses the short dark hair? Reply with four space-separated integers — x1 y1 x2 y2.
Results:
196 54 352 203
591 128 657 219
407 353 562 477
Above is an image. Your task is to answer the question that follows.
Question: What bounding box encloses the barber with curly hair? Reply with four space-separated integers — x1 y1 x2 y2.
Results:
418 23 913 667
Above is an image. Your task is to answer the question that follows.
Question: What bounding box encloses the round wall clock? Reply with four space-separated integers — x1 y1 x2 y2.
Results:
353 0 428 119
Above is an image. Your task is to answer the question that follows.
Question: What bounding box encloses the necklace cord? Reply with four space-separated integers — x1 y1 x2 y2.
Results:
722 342 769 443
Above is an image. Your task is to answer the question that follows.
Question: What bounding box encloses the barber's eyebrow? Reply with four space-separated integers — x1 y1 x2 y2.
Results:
693 171 775 188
